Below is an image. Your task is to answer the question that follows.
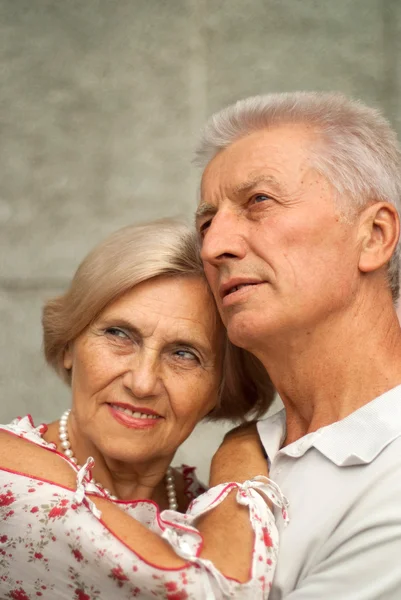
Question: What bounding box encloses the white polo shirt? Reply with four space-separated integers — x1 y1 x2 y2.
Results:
257 385 401 599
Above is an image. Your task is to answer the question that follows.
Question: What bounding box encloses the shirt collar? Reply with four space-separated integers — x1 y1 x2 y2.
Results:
257 384 401 467
257 409 287 467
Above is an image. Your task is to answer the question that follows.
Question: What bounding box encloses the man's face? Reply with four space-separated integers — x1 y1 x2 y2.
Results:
197 125 362 353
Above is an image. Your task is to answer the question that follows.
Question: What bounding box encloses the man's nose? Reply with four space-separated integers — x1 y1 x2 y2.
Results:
122 352 163 399
200 210 247 266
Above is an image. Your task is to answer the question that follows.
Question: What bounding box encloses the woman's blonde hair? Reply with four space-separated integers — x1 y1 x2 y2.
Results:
43 219 274 421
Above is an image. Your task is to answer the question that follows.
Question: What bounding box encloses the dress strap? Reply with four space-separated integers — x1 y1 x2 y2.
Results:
72 457 102 518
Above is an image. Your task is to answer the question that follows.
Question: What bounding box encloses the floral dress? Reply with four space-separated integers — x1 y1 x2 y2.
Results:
0 416 288 599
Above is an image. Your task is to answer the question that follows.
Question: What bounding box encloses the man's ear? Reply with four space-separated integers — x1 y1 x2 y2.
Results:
358 202 400 273
63 344 73 370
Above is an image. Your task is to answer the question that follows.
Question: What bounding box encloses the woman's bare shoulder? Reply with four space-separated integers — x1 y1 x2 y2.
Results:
0 428 34 456
0 429 76 486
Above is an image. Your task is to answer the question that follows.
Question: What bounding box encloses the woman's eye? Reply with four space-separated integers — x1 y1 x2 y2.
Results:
105 327 129 340
174 349 199 362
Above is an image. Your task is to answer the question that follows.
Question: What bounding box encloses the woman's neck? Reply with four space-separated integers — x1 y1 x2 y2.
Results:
43 419 172 506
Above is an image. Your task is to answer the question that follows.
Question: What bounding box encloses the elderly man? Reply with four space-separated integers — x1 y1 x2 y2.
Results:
195 92 401 599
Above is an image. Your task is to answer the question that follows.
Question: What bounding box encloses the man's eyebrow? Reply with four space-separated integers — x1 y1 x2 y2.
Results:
232 175 285 196
195 175 284 225
195 202 217 222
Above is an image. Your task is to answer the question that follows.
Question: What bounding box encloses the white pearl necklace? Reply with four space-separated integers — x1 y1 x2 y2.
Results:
58 409 178 510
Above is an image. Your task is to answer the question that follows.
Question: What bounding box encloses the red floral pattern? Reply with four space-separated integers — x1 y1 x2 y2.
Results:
0 415 280 598
9 588 30 600
0 490 15 507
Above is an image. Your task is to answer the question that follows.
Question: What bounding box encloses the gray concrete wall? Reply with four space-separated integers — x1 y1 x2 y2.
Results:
1 0 400 481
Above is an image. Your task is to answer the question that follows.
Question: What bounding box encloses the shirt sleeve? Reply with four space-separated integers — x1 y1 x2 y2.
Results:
160 476 289 599
282 468 401 600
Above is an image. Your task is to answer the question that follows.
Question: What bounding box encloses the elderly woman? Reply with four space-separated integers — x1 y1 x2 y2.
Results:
0 220 287 599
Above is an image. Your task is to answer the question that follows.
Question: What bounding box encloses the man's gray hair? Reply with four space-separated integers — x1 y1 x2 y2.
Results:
195 91 401 301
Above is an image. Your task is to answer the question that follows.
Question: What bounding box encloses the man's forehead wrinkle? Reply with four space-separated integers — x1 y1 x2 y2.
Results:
199 147 291 210
231 173 286 196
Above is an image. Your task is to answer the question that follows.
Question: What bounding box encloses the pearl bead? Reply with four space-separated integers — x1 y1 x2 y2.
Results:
59 432 68 441
61 440 71 450
64 449 73 458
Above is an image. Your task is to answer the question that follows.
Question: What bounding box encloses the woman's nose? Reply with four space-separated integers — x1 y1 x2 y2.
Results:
122 353 162 399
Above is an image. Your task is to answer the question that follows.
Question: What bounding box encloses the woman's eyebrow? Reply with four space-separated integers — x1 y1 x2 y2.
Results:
96 317 141 336
97 317 213 356
166 337 212 357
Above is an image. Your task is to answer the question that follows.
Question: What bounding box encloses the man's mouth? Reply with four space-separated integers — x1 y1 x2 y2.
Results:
225 283 259 296
221 280 263 299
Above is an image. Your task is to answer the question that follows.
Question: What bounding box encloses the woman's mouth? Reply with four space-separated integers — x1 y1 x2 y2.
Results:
108 403 162 429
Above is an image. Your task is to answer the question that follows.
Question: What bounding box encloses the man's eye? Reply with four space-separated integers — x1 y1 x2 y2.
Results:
105 327 129 340
199 220 211 237
252 193 272 204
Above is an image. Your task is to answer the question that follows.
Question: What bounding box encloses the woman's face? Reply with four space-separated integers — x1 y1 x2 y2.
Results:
64 275 223 466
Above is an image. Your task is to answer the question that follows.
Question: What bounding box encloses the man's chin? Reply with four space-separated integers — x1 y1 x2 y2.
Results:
226 314 263 351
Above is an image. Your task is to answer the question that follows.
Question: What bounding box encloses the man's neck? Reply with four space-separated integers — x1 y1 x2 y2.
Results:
255 295 401 445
